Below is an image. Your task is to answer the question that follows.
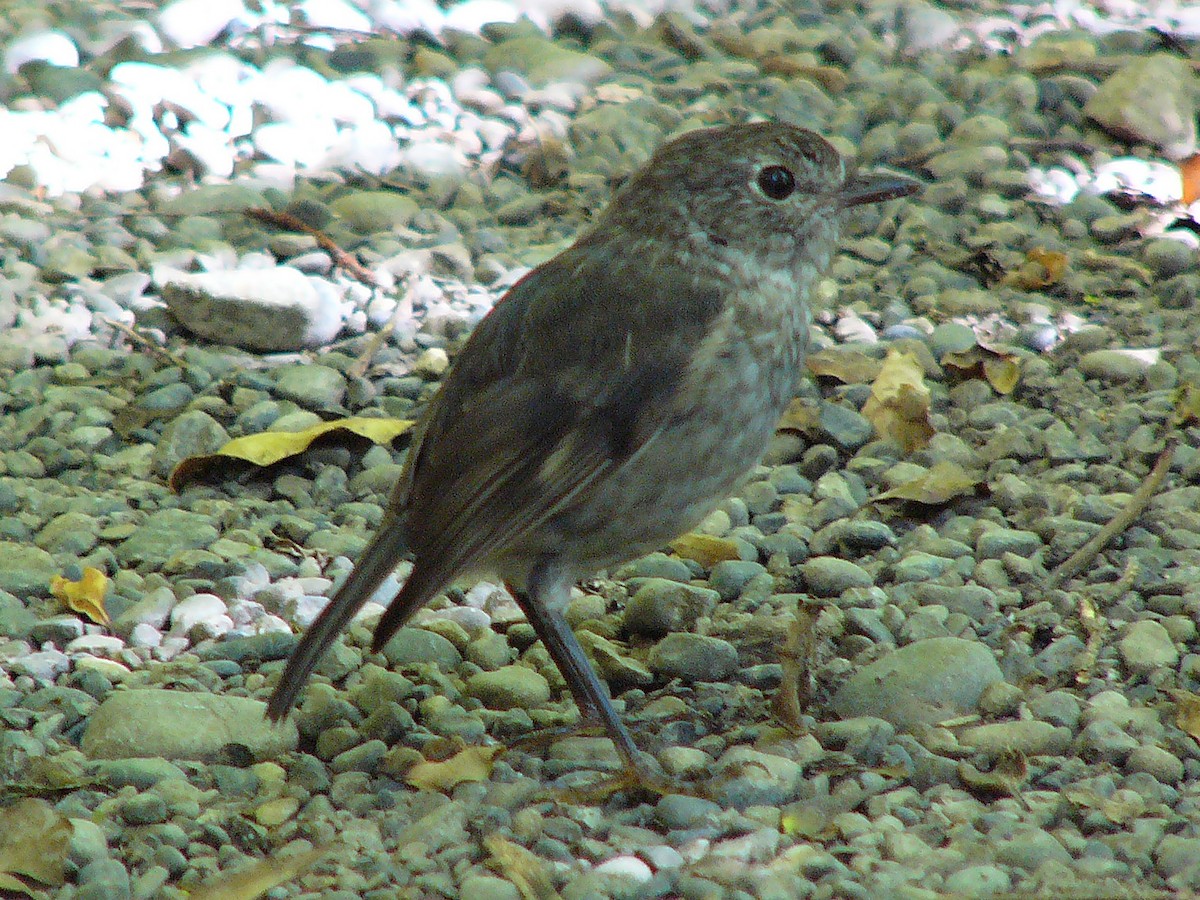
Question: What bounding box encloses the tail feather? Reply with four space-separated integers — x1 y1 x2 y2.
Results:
266 522 408 721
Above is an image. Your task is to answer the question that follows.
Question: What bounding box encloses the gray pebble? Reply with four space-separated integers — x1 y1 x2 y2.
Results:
708 560 767 601
647 633 738 682
831 637 1003 729
1119 620 1179 673
465 665 550 710
379 627 462 670
623 579 719 639
802 556 874 597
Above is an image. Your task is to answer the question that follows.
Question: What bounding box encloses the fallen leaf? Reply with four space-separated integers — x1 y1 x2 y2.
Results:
775 397 821 436
1170 689 1200 743
942 345 1021 395
484 834 560 900
669 533 743 567
1172 381 1200 426
1004 247 1067 289
876 461 980 505
959 749 1027 799
405 745 500 792
49 567 111 627
861 349 935 453
170 416 414 490
0 798 73 893
807 347 883 384
1182 154 1200 205
188 846 330 900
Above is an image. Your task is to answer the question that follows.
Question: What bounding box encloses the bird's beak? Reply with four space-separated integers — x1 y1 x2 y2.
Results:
840 171 922 207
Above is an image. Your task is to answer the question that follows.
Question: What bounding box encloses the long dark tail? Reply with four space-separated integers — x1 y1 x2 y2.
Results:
265 517 428 721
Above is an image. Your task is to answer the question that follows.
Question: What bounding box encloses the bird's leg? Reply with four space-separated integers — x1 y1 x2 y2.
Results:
514 560 674 798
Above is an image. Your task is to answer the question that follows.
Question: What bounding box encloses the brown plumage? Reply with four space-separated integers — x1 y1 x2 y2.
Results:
266 122 917 782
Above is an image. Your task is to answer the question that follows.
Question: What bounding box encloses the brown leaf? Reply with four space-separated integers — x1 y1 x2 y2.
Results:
669 533 743 568
861 349 935 453
876 461 981 505
1170 689 1200 743
942 345 1022 395
0 798 73 892
1172 381 1200 426
959 749 1027 799
49 567 111 627
188 846 330 900
807 347 883 384
406 745 499 792
1182 153 1200 205
170 416 414 491
484 834 561 900
1004 247 1068 289
775 397 822 436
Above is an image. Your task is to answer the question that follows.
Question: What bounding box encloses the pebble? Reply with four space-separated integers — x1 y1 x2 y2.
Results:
831 637 1003 729
4 3 1200 897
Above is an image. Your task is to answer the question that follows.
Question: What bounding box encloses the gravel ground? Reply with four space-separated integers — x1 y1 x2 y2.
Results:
3 1 1200 898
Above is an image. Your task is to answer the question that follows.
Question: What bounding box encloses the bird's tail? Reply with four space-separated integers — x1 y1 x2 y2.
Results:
265 516 433 721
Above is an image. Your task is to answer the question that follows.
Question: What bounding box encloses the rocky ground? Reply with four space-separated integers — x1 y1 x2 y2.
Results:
3 1 1200 898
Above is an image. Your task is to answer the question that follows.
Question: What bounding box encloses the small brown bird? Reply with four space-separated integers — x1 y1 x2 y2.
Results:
266 122 917 785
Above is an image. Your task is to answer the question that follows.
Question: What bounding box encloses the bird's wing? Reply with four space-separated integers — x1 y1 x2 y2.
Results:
400 238 723 581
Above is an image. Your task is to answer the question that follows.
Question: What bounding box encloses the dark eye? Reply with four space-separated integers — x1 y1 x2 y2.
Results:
757 165 796 200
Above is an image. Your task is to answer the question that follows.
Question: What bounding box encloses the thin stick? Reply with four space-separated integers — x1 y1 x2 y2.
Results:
1049 437 1178 588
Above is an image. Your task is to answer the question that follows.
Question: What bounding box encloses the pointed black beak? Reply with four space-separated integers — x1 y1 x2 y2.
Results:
840 171 922 207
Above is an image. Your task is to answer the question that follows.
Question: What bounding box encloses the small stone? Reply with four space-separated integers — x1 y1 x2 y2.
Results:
623 579 719 639
802 557 874 597
647 633 738 683
1078 349 1151 383
466 665 550 710
1118 620 1179 673
831 637 1003 729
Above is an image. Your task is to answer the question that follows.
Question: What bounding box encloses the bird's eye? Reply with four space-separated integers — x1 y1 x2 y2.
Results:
757 165 796 200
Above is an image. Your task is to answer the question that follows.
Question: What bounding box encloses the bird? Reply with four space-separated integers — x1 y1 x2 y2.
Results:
266 121 918 788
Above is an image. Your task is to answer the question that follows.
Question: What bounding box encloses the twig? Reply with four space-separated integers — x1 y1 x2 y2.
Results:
349 273 414 379
245 207 378 285
101 316 186 367
1049 437 1178 588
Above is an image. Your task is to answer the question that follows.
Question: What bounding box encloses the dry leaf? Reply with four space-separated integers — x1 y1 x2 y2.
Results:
942 345 1021 395
1004 247 1068 289
958 749 1027 799
1181 154 1200 205
49 567 111 627
170 416 414 490
188 846 329 900
807 347 883 384
0 798 73 893
775 397 821 436
484 834 560 900
405 745 499 792
861 349 935 453
669 533 743 567
876 461 980 505
1172 382 1200 426
1170 689 1200 743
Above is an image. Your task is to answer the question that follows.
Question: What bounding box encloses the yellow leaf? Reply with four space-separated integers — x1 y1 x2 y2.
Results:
1170 690 1200 743
775 397 821 436
1004 247 1067 289
807 347 883 385
861 349 934 453
405 745 499 792
49 567 111 627
0 798 73 891
669 533 743 567
876 461 980 505
188 846 330 900
170 416 414 491
942 345 1021 395
484 834 560 900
